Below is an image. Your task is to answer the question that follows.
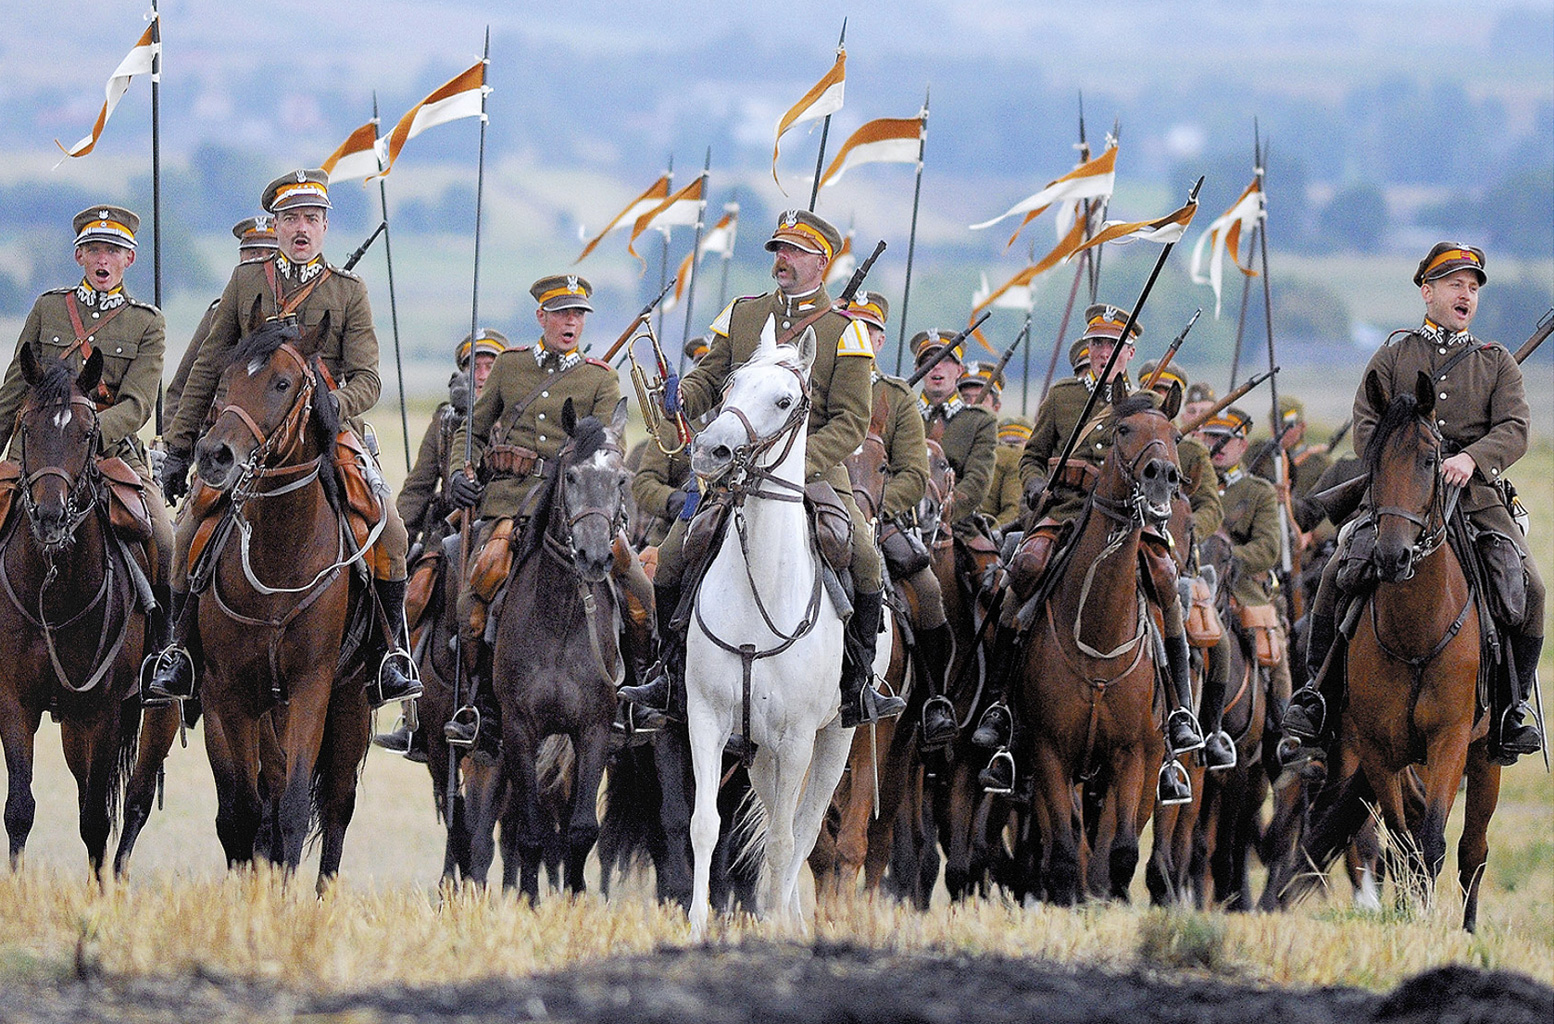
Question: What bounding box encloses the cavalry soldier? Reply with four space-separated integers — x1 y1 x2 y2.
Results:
973 305 1207 798
1251 395 1336 557
851 292 957 746
442 275 625 747
1286 243 1543 765
914 333 997 530
631 336 709 551
150 170 420 708
164 216 279 429
1201 406 1287 764
957 361 1021 530
1138 361 1235 768
619 210 906 728
1181 379 1216 426
983 415 1031 530
0 205 174 669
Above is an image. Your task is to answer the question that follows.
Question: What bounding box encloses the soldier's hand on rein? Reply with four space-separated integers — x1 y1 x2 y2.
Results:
159 450 191 505
1023 477 1046 512
449 471 484 509
1441 451 1476 488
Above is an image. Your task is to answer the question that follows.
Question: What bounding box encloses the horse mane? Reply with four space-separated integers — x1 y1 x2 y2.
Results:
513 413 611 567
1114 393 1162 420
728 344 803 390
1363 391 1423 476
27 354 80 408
229 317 301 371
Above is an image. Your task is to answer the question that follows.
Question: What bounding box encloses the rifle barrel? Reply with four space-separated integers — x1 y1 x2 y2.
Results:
907 312 992 386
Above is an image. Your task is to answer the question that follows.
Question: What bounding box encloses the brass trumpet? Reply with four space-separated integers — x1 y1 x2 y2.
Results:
626 321 693 455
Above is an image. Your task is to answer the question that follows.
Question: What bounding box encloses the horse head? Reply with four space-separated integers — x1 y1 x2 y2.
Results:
16 345 104 550
692 315 814 484
552 396 630 584
1099 392 1181 526
196 297 334 492
1363 368 1442 583
844 430 889 523
918 438 955 543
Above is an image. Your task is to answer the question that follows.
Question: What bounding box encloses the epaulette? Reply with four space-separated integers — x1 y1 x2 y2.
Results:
206 297 222 311
41 285 74 296
1382 328 1413 347
880 374 913 396
240 252 277 265
585 356 611 370
126 297 161 314
328 262 361 281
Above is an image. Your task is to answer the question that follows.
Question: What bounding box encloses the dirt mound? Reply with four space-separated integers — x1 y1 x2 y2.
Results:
3 943 1550 1023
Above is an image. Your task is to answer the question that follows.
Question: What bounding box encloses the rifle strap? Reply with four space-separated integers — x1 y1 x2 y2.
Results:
489 356 586 448
776 301 841 348
264 260 333 317
64 294 131 360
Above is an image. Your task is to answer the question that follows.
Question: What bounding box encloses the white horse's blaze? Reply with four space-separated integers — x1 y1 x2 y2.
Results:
52 408 72 430
247 357 265 377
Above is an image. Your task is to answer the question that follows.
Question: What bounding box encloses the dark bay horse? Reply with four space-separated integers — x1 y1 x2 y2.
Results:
1274 370 1497 930
1012 394 1181 904
490 397 630 900
191 311 371 890
0 348 145 878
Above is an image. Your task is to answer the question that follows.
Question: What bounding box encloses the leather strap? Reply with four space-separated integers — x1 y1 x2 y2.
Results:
264 260 333 317
776 300 839 348
64 293 131 360
488 356 586 450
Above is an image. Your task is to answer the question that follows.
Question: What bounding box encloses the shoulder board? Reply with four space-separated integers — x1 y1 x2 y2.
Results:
127 297 161 314
206 297 222 311
328 264 361 281
584 357 611 370
43 285 75 296
966 405 996 421
1382 328 1415 347
240 252 277 265
506 345 533 354
835 317 872 357
881 375 913 395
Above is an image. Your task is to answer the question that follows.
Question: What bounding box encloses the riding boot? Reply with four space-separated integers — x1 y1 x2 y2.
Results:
445 642 498 751
979 747 1016 794
144 588 196 703
368 577 422 708
916 622 958 750
840 589 906 728
1157 758 1193 806
972 625 1020 749
1200 634 1237 771
1494 631 1545 764
1285 568 1340 743
1164 632 1205 755
618 581 682 712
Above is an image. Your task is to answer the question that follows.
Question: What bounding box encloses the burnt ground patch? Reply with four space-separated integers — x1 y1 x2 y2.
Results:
2 943 1550 1023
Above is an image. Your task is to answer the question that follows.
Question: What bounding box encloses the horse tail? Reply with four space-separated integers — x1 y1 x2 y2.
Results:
108 696 141 834
598 742 663 882
729 768 766 875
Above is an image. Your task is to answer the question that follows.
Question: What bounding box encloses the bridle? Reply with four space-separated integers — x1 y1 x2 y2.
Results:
1089 414 1176 538
708 361 813 507
212 339 322 506
1367 417 1454 580
16 394 101 550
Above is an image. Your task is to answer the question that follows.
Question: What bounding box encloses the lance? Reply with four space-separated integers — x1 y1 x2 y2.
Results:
716 197 739 314
151 0 163 438
1087 117 1120 302
808 19 846 213
1142 308 1202 391
371 92 412 473
1179 366 1278 435
1033 176 1204 522
1513 307 1554 363
1253 123 1297 597
907 312 992 387
450 27 491 826
677 149 711 372
1227 221 1258 389
656 155 673 340
1326 416 1353 453
1040 99 1093 405
966 317 1032 406
1018 304 1034 415
892 89 931 375
341 221 386 271
602 280 676 366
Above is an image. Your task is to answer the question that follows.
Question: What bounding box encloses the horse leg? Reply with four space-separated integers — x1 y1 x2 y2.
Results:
1105 749 1147 902
1147 801 1179 907
62 712 117 882
205 708 262 868
912 772 940 909
501 723 542 902
651 729 694 909
1 698 41 869
1458 740 1500 933
1408 730 1471 913
942 762 980 901
1032 741 1081 905
686 702 731 939
461 755 504 887
115 703 179 878
792 722 856 919
565 725 610 895
314 685 369 893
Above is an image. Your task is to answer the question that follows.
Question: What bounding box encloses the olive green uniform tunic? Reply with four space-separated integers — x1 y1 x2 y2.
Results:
1019 374 1132 521
873 375 928 521
631 436 693 548
981 443 1024 529
399 401 459 546
1217 466 1281 610
448 343 623 521
921 393 997 529
1177 434 1224 539
163 297 219 431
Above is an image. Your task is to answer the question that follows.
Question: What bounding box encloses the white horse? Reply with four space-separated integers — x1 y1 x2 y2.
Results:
684 317 852 938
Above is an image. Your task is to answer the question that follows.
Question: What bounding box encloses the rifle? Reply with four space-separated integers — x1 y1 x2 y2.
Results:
602 280 676 366
1141 308 1202 391
1031 176 1204 521
1178 367 1278 435
836 240 888 308
906 312 994 387
965 318 1032 405
1514 307 1554 364
342 221 387 272
1326 417 1353 453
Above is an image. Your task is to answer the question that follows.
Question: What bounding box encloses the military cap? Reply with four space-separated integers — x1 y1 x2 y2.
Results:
765 209 843 260
262 169 332 213
233 214 279 250
1413 242 1486 287
1137 359 1187 394
911 329 963 368
72 205 139 249
998 416 1034 445
456 329 511 368
529 274 594 313
958 360 1005 395
1185 381 1217 406
847 290 890 329
1278 394 1305 426
1198 405 1254 438
1068 338 1091 373
1078 303 1142 343
684 335 712 362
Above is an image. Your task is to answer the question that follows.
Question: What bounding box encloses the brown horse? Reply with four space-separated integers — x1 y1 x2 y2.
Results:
0 348 145 878
1274 370 1497 930
489 397 630 900
1011 394 1181 903
191 312 371 889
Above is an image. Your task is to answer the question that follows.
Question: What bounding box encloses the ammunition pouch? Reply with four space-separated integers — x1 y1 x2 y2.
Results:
97 455 154 542
468 517 515 603
405 545 443 637
684 489 732 573
484 444 542 479
1047 456 1099 492
1237 601 1283 667
334 429 392 578
805 480 853 571
880 518 931 578
1335 516 1378 594
1009 518 1068 602
1185 575 1225 649
1476 529 1528 628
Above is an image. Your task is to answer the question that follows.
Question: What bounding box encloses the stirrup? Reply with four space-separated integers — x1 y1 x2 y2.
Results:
140 646 195 705
615 701 665 735
371 715 414 754
444 704 481 749
1166 708 1206 755
1157 758 1193 806
1282 689 1327 740
920 695 957 749
980 747 1016 795
371 648 422 708
1202 729 1238 772
971 701 1012 750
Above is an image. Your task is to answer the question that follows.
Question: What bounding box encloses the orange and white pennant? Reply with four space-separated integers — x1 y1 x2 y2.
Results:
970 145 1117 249
55 17 159 161
772 47 846 192
321 121 386 183
815 113 924 190
575 174 671 263
372 60 488 180
627 175 705 263
1189 178 1263 317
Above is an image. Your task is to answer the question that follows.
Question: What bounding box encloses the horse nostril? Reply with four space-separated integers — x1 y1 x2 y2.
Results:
712 445 731 461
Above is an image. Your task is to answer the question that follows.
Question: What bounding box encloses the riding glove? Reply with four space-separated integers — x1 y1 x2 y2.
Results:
1022 477 1046 511
160 450 192 504
448 471 484 509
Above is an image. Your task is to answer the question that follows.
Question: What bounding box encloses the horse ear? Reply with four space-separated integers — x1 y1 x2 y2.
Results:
77 348 104 397
19 342 43 389
1161 379 1183 421
757 314 777 356
1364 368 1388 415
795 325 817 373
610 396 629 439
299 311 330 356
247 294 265 335
561 396 577 436
1414 370 1436 417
